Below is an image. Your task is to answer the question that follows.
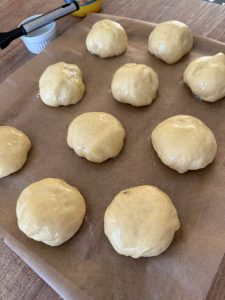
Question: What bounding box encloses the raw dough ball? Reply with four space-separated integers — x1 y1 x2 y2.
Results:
39 62 85 107
67 112 125 163
151 115 217 173
183 53 225 102
104 185 180 258
148 21 193 64
16 178 86 246
111 63 159 107
0 126 31 178
86 19 128 58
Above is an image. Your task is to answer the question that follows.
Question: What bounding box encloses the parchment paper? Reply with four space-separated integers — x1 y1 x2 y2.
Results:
0 14 225 300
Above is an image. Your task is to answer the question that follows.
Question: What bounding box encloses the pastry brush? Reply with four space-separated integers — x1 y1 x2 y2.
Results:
0 1 79 50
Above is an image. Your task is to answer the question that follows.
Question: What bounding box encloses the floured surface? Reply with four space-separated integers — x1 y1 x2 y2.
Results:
0 14 225 300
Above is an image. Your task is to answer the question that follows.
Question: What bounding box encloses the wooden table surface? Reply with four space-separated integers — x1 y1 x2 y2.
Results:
0 0 225 299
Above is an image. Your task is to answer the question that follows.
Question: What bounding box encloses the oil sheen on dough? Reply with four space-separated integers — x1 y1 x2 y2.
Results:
67 112 125 163
16 178 86 246
86 19 128 58
111 63 159 107
104 185 180 258
0 126 31 178
148 20 193 64
39 62 85 107
184 53 225 102
151 115 217 173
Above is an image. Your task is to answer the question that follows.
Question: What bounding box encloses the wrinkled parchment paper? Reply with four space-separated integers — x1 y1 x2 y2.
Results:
1 14 225 300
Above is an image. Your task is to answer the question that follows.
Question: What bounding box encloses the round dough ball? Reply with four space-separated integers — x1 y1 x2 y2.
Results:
148 21 193 64
104 185 180 258
39 62 85 107
183 53 225 102
151 115 217 173
111 63 159 107
67 112 125 163
16 178 86 246
0 126 31 178
86 19 128 58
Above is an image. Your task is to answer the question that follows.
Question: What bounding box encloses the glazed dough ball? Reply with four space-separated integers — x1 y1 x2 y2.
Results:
16 178 86 246
148 21 193 64
67 112 125 163
104 185 180 258
111 63 159 107
39 62 85 107
151 115 217 173
86 19 128 58
0 126 31 178
184 53 225 102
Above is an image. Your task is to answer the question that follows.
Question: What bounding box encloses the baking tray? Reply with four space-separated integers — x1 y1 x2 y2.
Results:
0 14 225 300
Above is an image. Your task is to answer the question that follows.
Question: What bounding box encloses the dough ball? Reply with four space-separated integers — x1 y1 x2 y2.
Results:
184 53 225 102
67 112 125 163
0 126 31 178
111 63 159 107
16 178 86 246
39 62 85 107
148 21 193 64
151 115 217 173
104 185 180 258
86 19 128 58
